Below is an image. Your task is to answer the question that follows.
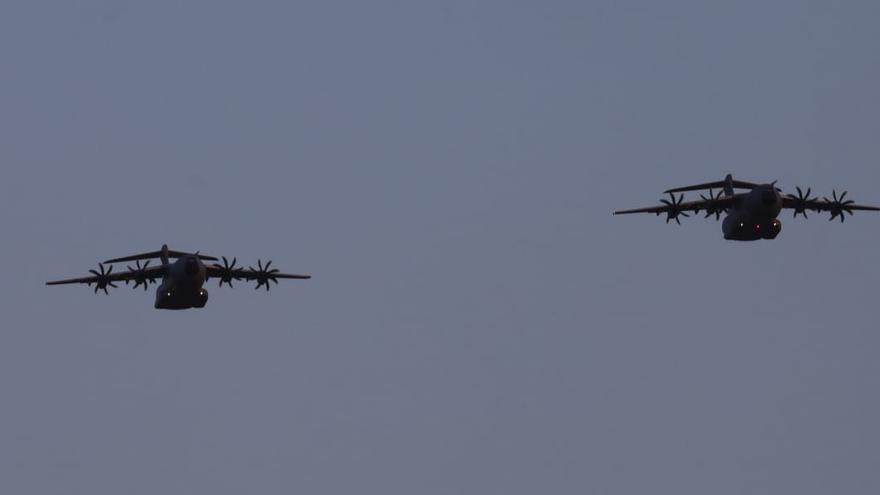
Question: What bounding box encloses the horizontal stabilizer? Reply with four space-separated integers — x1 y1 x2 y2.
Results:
104 249 218 264
664 175 761 194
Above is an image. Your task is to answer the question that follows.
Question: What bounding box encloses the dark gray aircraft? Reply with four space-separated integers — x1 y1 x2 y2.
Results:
46 244 310 309
614 174 880 240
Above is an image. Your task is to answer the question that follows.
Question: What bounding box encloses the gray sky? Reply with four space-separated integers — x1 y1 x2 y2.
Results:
2 1 880 493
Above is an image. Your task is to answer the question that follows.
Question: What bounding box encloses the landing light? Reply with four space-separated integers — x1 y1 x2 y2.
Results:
166 292 172 297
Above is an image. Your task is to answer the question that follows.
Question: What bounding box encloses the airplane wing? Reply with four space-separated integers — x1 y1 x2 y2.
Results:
614 201 706 215
235 270 312 280
205 260 311 290
781 190 880 221
781 196 880 212
46 264 167 292
614 193 737 221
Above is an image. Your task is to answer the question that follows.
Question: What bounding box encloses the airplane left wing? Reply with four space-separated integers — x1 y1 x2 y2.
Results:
782 189 880 221
205 258 311 291
235 270 312 280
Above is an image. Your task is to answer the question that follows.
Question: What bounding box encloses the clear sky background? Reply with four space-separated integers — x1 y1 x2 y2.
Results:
2 1 879 494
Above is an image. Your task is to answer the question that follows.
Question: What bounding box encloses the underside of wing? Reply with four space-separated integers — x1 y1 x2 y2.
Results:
782 188 880 221
46 264 166 293
206 257 311 291
233 269 312 281
46 275 104 286
614 192 736 223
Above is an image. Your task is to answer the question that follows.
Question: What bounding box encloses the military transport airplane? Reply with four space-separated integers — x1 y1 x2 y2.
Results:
614 174 880 240
46 244 310 309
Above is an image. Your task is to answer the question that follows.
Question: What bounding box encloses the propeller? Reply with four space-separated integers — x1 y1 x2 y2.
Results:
771 180 782 192
659 192 690 224
790 186 817 218
213 256 241 288
125 260 156 291
249 259 280 291
87 263 117 295
698 189 727 221
823 189 855 223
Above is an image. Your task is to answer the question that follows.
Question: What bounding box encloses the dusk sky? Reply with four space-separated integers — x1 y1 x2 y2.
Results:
2 1 880 493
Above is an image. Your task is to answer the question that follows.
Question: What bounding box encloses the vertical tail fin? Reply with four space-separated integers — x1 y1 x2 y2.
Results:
160 244 170 266
723 174 734 196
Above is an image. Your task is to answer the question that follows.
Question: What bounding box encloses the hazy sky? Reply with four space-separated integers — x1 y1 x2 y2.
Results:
3 1 880 493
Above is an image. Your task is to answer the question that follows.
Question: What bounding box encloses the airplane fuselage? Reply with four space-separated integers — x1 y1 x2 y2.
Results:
155 255 209 309
721 185 784 241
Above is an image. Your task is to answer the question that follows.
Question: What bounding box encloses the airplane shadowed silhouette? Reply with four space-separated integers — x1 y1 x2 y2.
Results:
614 174 880 240
46 244 310 309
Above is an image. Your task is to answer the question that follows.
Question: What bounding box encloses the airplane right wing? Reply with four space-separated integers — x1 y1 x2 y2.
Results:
614 193 737 223
46 263 167 293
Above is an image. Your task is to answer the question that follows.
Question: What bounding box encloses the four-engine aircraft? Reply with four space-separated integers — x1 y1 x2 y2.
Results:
614 174 880 240
42 175 880 309
46 244 311 309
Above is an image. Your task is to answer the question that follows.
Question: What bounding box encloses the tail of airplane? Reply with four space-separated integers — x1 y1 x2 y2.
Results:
103 245 218 265
160 244 170 266
664 174 761 197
